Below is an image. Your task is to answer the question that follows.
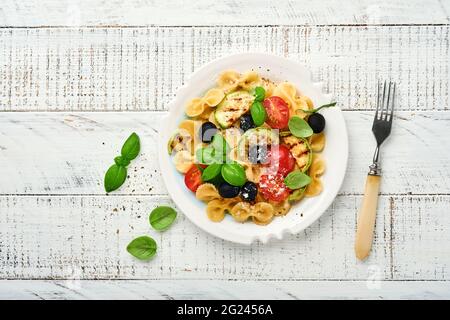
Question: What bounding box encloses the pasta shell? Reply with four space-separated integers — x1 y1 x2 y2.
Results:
229 201 274 224
196 183 220 202
206 199 227 222
178 119 196 138
173 150 194 173
222 197 242 212
252 202 274 222
167 129 192 154
230 202 252 222
185 98 207 117
203 88 225 106
273 82 298 111
244 164 262 183
239 71 261 90
197 106 214 120
261 78 275 97
305 155 326 197
217 70 241 93
304 96 314 109
292 97 311 119
309 132 326 152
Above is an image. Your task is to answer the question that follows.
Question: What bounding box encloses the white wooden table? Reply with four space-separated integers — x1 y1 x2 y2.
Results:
0 0 449 300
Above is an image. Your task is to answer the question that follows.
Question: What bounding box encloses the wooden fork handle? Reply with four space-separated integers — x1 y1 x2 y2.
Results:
355 174 381 260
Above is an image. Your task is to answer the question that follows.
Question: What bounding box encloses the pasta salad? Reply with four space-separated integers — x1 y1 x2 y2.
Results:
168 70 335 225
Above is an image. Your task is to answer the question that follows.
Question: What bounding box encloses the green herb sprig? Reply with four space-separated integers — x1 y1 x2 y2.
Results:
104 132 140 192
250 86 267 126
305 102 337 114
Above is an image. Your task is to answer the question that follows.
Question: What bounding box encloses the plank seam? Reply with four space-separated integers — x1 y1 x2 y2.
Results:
0 24 449 29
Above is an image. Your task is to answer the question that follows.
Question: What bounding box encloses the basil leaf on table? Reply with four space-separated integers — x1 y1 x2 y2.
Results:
104 164 127 192
250 101 267 126
221 162 246 187
121 132 140 160
114 156 130 167
288 116 314 138
149 206 177 231
284 170 312 190
126 236 157 260
202 163 222 181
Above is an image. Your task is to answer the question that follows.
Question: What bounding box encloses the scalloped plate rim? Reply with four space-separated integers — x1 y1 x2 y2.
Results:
158 52 348 245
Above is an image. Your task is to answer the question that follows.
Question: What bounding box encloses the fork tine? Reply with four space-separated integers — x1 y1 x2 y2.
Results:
389 82 396 122
374 81 380 119
384 81 392 120
380 80 387 120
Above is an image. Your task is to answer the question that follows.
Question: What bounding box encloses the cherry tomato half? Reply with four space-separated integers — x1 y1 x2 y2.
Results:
263 96 290 129
258 173 290 202
264 144 296 176
184 164 206 192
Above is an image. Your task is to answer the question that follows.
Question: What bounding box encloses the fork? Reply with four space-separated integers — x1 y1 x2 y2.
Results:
355 80 396 260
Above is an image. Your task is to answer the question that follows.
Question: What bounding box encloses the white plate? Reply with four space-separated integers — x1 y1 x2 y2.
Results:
158 53 348 244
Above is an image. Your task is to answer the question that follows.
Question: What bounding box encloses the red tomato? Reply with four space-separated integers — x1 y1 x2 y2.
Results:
264 144 296 176
258 173 291 202
263 96 290 129
184 165 206 192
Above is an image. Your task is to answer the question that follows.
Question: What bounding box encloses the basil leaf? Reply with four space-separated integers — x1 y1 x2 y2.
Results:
253 86 266 102
126 236 157 260
306 102 337 114
288 116 313 138
149 206 177 231
114 156 130 167
221 163 246 187
196 147 216 164
104 164 127 192
202 163 222 181
250 101 267 126
284 170 312 190
195 164 205 172
121 132 140 161
211 133 229 156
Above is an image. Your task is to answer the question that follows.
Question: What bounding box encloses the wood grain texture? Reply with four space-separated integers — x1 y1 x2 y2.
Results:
0 14 449 297
3 194 449 280
0 111 449 196
0 0 449 27
1 280 449 300
0 26 448 112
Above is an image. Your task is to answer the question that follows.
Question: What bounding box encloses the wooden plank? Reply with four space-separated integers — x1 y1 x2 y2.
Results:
392 195 450 280
0 280 449 300
0 111 448 196
0 26 448 112
0 0 449 27
1 194 449 280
